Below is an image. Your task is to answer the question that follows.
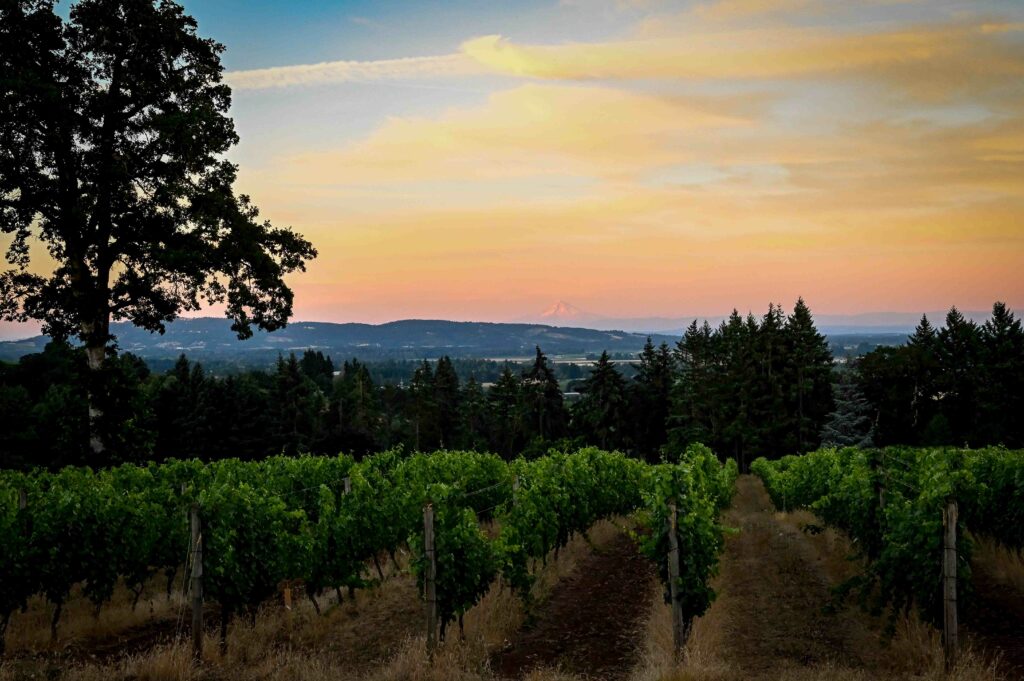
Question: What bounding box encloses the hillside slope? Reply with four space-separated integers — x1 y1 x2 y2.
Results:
0 317 676 364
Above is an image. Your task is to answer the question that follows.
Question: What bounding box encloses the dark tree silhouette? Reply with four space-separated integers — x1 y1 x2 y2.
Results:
488 365 523 459
0 0 316 455
433 355 461 448
631 338 675 460
572 351 628 450
521 346 568 441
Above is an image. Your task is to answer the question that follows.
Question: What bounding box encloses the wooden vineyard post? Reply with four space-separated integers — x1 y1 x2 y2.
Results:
870 450 885 510
869 451 886 561
190 504 204 660
17 489 27 510
943 499 958 670
343 476 351 495
513 475 520 507
424 502 437 658
667 500 684 653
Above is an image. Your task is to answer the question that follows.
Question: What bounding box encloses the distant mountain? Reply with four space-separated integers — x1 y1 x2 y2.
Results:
2 306 1006 368
531 309 1001 336
0 317 677 366
539 300 591 323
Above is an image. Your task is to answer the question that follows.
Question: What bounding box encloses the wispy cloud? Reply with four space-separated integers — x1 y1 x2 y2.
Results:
459 22 1024 97
226 0 1024 319
224 53 482 91
277 84 757 184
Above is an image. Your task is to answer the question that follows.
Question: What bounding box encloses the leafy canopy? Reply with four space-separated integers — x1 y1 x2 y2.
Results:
0 0 316 348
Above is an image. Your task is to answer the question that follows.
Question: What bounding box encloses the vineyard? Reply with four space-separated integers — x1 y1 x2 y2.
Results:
4 445 1023 680
752 446 1024 645
0 445 737 658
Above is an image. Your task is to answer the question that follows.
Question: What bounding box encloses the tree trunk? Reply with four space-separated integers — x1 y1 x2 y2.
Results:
797 367 805 453
81 307 110 458
219 604 230 653
308 591 321 615
1 611 9 658
50 600 63 642
85 340 106 455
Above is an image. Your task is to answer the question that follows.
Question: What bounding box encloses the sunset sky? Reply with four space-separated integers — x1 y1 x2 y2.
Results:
5 0 1024 338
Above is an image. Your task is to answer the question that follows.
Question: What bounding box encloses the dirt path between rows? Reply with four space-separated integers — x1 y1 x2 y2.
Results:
710 475 870 676
491 529 655 680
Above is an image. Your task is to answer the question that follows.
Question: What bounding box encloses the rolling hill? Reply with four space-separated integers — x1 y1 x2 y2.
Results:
0 317 678 366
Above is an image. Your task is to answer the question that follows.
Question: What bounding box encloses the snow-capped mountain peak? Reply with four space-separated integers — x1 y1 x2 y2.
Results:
540 301 588 321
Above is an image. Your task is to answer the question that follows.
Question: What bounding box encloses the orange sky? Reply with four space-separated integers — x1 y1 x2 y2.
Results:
5 0 1024 334
235 0 1024 323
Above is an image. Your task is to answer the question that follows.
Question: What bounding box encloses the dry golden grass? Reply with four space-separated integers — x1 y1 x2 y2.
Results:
362 518 625 681
5 490 1009 681
627 545 756 681
5 575 186 652
626 476 1006 681
123 643 198 681
773 508 863 584
628 586 1003 681
1 519 625 681
971 536 1024 594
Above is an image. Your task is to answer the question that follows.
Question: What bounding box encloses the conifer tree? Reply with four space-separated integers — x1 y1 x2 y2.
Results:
521 346 567 441
273 353 325 455
901 314 939 436
456 376 489 450
979 302 1024 446
154 355 201 459
820 370 874 448
631 338 675 460
719 310 759 469
755 304 788 456
409 360 438 451
326 358 381 455
377 383 411 450
488 365 523 458
936 307 982 445
668 321 717 453
433 356 461 448
299 350 335 393
573 351 628 450
784 298 833 453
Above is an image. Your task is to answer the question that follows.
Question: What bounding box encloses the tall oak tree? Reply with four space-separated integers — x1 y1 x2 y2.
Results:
0 0 317 453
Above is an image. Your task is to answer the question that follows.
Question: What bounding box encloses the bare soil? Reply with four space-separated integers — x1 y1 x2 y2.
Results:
491 529 655 679
712 475 869 675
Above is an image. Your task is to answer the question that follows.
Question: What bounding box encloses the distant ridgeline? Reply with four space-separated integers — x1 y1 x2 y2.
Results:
0 317 900 369
1 301 1020 471
0 318 677 367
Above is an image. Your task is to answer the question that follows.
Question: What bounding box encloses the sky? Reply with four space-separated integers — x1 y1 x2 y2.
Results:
4 0 1024 338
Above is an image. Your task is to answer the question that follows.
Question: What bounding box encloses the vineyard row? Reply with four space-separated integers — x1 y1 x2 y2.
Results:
0 445 738 656
752 445 1024 662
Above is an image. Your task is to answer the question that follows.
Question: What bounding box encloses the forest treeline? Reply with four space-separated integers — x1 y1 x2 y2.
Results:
1 300 1021 470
